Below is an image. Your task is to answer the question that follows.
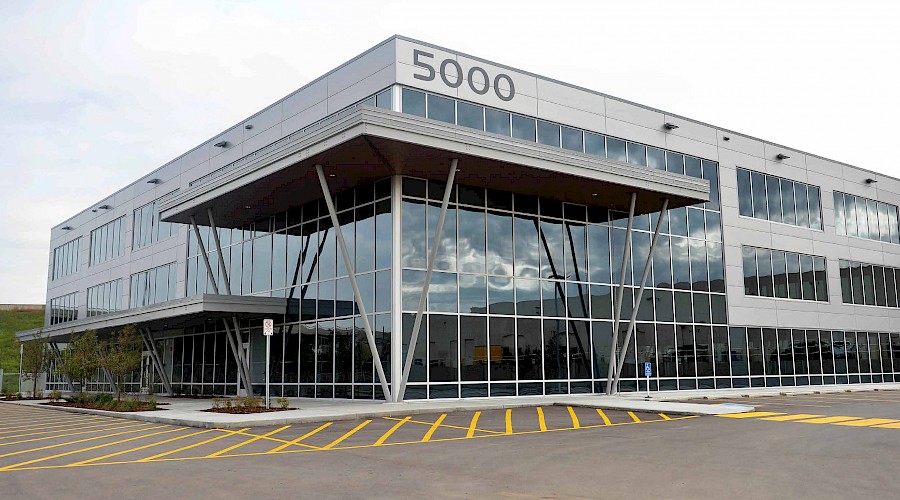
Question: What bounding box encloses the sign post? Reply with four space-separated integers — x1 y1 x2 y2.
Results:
263 318 274 409
644 362 652 399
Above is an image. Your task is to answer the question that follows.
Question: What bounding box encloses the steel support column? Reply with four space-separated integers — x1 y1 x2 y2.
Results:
190 216 252 396
207 208 232 295
610 199 670 395
606 193 637 395
316 164 393 401
49 342 75 392
397 160 458 401
140 328 173 396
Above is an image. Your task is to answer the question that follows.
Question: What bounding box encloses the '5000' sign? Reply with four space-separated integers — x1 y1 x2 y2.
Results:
412 49 515 101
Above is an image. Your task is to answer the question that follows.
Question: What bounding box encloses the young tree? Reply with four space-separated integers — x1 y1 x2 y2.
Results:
57 330 101 402
101 324 142 401
20 330 51 397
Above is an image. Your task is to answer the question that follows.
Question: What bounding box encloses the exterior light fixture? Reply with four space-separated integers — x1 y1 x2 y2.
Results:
61 226 73 230
776 153 790 160
213 141 228 148
98 205 111 210
147 178 161 184
722 136 730 141
244 205 251 209
244 124 253 130
328 173 336 178
866 178 878 184
664 123 679 130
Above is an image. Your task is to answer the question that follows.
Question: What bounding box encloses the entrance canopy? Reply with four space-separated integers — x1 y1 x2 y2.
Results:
16 294 289 342
160 107 709 229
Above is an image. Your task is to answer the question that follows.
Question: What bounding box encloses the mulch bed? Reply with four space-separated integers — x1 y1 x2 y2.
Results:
205 406 299 414
44 401 162 412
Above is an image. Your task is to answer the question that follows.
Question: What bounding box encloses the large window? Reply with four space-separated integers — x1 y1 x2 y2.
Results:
87 279 123 317
130 263 178 308
51 237 81 280
133 191 179 249
742 246 827 302
89 216 126 266
839 260 900 308
49 292 78 325
736 168 822 230
833 192 900 244
400 88 720 210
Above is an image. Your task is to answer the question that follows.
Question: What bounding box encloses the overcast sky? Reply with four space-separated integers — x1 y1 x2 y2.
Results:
1 0 899 304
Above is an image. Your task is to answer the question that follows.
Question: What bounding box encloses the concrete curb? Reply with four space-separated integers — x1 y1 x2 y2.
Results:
1 396 752 429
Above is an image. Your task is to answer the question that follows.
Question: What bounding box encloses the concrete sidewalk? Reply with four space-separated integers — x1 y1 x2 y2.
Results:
6 383 898 428
4 392 753 429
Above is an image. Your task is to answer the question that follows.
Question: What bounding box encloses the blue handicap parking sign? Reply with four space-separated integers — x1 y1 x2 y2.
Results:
644 362 652 377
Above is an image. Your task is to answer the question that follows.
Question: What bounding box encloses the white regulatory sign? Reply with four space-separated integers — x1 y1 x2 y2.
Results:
263 318 274 336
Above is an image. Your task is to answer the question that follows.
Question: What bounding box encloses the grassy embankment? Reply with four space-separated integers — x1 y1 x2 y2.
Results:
0 308 45 391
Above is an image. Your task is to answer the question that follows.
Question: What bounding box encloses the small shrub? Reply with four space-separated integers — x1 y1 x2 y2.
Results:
50 390 62 402
224 398 233 410
14 392 22 400
276 397 289 409
148 396 157 410
34 389 44 399
95 393 114 406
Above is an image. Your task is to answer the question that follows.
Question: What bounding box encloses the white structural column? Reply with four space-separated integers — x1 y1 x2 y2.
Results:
610 199 670 395
397 159 458 401
139 328 173 396
189 216 253 396
315 164 393 401
606 193 637 395
390 175 404 399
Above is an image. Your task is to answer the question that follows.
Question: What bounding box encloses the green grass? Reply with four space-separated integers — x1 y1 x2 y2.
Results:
0 308 45 373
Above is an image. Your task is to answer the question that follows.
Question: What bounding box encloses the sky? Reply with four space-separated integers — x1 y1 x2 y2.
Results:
1 0 899 304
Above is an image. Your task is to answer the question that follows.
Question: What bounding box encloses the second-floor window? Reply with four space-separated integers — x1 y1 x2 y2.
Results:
736 168 822 230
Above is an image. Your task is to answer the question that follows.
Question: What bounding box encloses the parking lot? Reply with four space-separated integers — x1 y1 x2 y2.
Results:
2 391 900 499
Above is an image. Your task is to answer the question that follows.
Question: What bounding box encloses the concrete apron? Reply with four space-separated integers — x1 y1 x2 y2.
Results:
3 393 755 429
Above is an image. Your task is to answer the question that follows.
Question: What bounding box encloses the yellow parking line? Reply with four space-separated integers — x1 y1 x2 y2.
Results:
0 427 184 471
206 425 290 457
71 429 212 465
0 422 151 447
374 417 410 446
873 422 900 429
596 409 611 426
567 407 581 429
323 420 371 449
139 428 249 461
466 412 481 438
717 412 785 419
536 407 547 432
659 413 672 420
796 416 861 424
0 424 162 459
421 415 446 442
505 409 513 434
0 418 112 435
628 412 641 423
384 416 503 435
834 418 899 427
761 414 825 421
267 422 331 453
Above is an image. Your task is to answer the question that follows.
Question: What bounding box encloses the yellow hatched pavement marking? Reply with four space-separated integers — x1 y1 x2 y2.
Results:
466 412 481 438
536 408 547 432
717 412 785 419
596 409 611 426
323 420 371 449
567 407 581 429
206 425 291 457
0 427 184 471
267 422 331 453
659 413 672 420
374 417 410 446
834 418 900 427
505 409 513 434
627 412 642 423
0 422 152 447
70 429 212 465
421 415 446 442
874 422 900 429
0 417 97 431
796 416 861 424
139 428 249 462
761 414 825 421
0 418 113 435
385 416 503 435
0 424 162 460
